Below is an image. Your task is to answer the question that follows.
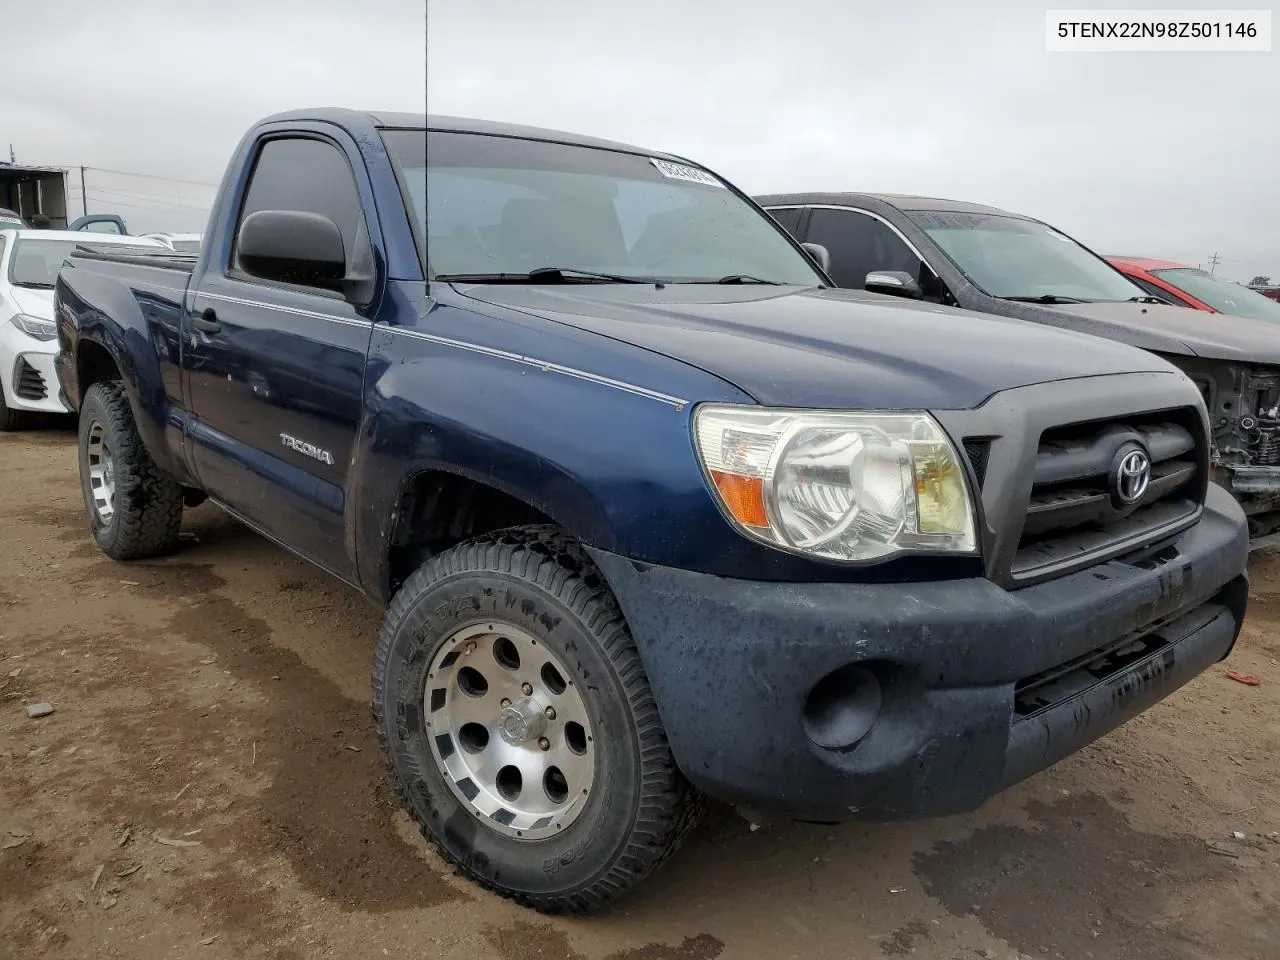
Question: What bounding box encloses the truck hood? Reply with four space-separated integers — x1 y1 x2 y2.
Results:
7 287 54 318
457 284 1177 410
995 297 1280 364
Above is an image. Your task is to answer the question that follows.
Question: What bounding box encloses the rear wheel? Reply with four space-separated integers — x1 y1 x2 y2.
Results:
373 525 704 914
77 381 184 560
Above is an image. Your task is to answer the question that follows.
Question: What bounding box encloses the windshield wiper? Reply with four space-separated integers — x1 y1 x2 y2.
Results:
435 267 649 284
1124 295 1167 304
1005 294 1089 305
711 275 783 285
14 281 55 290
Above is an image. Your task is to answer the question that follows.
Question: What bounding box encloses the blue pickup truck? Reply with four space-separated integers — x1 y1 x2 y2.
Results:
54 109 1249 913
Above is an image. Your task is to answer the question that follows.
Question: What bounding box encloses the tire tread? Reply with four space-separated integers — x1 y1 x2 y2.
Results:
80 381 184 560
372 524 705 914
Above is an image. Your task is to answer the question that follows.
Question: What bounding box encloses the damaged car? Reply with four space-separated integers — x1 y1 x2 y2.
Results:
756 193 1280 544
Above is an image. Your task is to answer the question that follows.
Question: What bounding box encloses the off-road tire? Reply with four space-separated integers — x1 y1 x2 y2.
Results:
373 524 705 914
78 380 184 560
0 382 28 431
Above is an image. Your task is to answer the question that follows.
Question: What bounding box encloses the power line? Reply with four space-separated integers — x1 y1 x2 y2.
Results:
86 184 213 207
84 194 211 214
83 165 219 189
33 162 220 190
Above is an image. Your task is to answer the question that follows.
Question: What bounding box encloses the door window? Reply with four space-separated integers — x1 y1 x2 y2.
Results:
805 207 928 291
765 206 803 237
233 136 367 282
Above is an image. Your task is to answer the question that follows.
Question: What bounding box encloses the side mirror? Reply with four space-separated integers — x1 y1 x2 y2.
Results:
865 270 922 299
238 210 346 290
70 214 128 235
801 242 831 274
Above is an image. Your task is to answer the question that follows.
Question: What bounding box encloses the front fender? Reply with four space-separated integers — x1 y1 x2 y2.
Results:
351 301 761 601
351 298 980 602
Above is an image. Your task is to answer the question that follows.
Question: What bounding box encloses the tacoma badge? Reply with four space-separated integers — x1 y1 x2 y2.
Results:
279 433 334 465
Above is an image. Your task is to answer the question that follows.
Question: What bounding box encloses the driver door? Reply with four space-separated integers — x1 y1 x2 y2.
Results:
182 131 376 580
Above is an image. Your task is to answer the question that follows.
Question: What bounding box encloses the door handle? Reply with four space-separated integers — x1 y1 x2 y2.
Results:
192 307 221 333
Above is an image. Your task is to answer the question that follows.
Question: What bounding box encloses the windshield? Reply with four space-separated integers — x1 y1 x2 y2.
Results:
8 239 88 287
909 210 1145 302
418 130 823 285
0 218 24 230
1152 268 1280 323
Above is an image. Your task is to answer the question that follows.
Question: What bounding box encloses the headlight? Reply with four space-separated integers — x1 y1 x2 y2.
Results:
693 404 977 562
10 314 57 341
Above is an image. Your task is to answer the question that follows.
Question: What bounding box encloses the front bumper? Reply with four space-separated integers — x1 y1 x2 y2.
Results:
0 325 72 414
587 483 1249 822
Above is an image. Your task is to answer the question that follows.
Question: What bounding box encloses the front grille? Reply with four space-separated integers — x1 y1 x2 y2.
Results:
1011 410 1204 580
14 358 47 401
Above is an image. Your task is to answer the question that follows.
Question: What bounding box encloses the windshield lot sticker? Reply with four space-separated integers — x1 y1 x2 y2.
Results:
650 158 725 188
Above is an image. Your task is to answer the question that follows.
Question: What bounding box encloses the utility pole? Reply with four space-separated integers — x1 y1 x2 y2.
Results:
80 166 88 216
1209 252 1222 275
7 144 13 164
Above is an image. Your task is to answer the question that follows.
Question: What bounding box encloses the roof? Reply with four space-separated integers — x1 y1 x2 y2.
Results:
0 163 68 175
753 191 1031 218
1106 255 1195 272
254 107 426 131
426 114 672 159
246 108 676 162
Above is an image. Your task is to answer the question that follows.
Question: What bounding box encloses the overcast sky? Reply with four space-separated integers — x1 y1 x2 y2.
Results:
3 1 1273 280
3 0 424 235
428 0 1278 282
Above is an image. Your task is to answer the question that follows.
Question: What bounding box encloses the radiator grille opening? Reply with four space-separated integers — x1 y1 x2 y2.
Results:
1011 410 1204 581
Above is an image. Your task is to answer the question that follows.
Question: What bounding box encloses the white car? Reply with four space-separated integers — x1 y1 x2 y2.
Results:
0 229 165 429
140 232 202 254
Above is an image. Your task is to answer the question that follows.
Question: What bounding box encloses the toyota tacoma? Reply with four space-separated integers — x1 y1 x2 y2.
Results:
54 110 1249 913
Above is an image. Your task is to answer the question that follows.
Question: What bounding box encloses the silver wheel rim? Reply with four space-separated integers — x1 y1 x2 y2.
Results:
426 622 596 840
86 420 115 524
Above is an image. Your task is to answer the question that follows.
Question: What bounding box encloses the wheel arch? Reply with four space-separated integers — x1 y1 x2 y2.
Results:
378 464 608 601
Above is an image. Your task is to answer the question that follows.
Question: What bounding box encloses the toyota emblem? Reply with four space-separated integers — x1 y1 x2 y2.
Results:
1113 448 1151 505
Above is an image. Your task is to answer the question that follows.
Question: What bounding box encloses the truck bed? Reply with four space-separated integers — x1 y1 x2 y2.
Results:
68 243 198 275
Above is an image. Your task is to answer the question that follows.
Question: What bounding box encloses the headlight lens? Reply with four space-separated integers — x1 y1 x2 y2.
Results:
693 404 977 562
10 314 57 341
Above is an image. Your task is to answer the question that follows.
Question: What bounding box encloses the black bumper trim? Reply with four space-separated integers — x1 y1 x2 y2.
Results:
1001 587 1243 791
586 484 1248 822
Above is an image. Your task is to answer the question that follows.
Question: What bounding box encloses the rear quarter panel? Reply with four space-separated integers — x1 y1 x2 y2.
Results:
55 257 193 483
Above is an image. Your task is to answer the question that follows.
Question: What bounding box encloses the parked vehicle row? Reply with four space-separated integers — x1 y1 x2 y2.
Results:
0 229 165 429
1108 255 1280 322
48 109 1251 914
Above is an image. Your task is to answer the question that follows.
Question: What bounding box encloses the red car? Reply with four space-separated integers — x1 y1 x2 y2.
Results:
1107 255 1280 322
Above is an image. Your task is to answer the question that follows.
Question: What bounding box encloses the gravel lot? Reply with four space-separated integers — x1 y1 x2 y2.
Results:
2 423 1278 960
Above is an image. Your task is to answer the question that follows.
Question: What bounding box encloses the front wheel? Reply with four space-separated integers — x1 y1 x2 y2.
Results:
77 381 184 560
0 382 28 432
373 525 704 914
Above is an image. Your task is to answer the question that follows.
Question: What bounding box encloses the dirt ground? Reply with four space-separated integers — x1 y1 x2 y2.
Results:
1 423 1278 960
